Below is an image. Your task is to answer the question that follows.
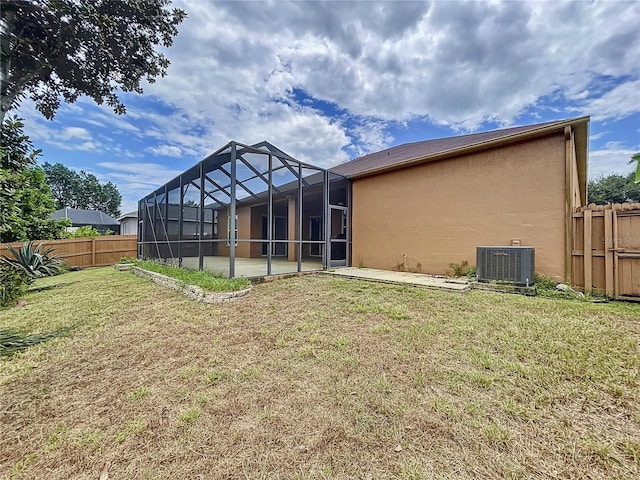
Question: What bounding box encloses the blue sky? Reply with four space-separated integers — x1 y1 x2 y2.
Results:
16 0 640 215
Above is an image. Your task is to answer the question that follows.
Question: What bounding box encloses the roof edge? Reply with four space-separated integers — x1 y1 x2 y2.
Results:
347 116 591 179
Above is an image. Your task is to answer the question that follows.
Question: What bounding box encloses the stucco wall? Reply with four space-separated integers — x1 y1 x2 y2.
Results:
217 206 252 258
351 133 567 280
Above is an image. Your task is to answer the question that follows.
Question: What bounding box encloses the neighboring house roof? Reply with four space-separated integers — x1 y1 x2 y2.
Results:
118 211 138 221
330 116 589 179
50 208 119 226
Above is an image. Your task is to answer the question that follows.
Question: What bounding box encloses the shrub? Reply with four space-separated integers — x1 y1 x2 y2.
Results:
534 273 589 300
0 263 33 307
466 266 477 279
534 273 558 291
449 260 471 277
1 241 68 277
68 225 101 238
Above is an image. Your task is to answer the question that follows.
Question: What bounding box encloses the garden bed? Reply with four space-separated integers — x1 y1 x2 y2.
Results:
131 266 251 303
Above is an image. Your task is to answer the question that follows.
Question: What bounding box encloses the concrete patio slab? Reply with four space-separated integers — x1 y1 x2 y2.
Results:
323 267 470 292
180 256 323 279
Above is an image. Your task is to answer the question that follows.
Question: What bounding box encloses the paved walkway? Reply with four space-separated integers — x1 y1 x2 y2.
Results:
323 267 470 292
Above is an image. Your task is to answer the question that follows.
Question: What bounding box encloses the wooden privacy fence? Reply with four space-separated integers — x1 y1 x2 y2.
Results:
572 203 640 301
0 235 137 268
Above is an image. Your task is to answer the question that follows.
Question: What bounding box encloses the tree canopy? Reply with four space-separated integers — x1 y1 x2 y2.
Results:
0 117 69 242
42 162 122 218
630 153 640 184
0 0 186 124
587 172 640 205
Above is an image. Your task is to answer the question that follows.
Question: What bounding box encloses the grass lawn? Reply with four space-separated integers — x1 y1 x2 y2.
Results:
1 267 639 479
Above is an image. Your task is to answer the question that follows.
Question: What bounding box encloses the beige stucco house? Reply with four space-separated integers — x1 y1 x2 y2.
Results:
139 117 588 282
331 116 589 281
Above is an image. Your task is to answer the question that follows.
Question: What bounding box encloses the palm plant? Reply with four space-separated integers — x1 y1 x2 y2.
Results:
1 241 68 277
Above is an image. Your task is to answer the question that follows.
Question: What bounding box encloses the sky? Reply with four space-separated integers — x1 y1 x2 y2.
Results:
16 0 640 215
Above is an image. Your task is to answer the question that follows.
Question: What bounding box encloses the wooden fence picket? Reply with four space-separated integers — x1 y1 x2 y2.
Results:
572 203 640 300
0 235 137 268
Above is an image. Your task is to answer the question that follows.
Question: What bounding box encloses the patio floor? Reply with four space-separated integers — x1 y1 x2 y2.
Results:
323 267 471 292
180 256 323 278
174 258 470 291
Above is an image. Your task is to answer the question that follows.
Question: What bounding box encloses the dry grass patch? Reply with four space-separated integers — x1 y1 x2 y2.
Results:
0 268 639 479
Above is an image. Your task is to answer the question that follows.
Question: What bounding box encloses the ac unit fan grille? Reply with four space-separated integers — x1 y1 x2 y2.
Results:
476 247 534 286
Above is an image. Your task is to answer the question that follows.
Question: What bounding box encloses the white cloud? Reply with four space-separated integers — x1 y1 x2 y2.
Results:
74 100 142 134
16 100 105 152
350 119 394 157
589 131 608 141
147 145 184 157
59 126 92 140
73 141 101 151
97 161 183 182
578 80 640 122
96 162 186 214
589 143 638 179
135 0 640 162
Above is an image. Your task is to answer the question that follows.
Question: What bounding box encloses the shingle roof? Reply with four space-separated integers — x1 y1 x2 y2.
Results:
50 208 120 226
330 117 589 178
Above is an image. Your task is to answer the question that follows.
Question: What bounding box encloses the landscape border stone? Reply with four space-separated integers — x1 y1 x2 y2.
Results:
114 263 134 271
131 266 251 303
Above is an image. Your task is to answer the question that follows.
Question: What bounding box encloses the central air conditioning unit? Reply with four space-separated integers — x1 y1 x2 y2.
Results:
476 246 535 286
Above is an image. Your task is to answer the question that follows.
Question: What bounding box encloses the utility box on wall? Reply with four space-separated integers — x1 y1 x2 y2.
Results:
476 246 535 286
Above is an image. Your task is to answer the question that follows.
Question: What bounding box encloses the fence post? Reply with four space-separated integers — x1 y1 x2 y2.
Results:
92 237 96 266
613 209 619 299
604 208 614 297
583 209 592 294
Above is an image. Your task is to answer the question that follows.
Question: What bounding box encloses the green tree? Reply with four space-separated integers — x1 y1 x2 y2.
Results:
630 153 640 184
587 172 640 205
41 161 78 210
42 162 122 218
0 0 186 124
0 117 69 242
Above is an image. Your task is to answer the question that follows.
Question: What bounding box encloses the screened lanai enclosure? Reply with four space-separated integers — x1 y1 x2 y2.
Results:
138 141 350 278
